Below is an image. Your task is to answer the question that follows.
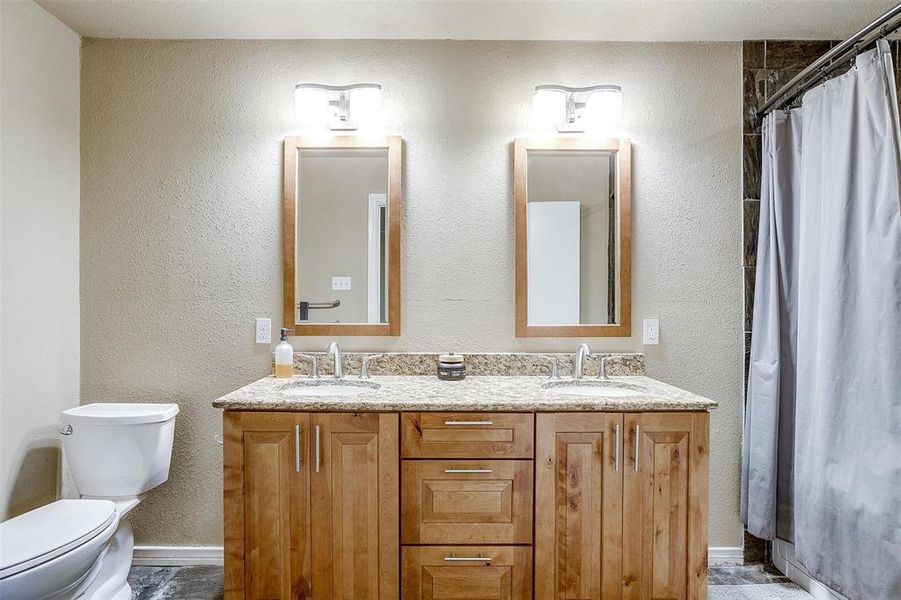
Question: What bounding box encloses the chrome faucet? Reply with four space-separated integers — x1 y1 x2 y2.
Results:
327 342 344 378
573 343 592 380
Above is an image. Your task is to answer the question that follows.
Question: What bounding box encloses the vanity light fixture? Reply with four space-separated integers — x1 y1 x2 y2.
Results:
532 84 622 132
294 83 383 131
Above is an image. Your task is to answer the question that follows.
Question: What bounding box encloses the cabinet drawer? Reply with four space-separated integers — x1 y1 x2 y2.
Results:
402 460 533 544
401 546 532 600
401 413 534 458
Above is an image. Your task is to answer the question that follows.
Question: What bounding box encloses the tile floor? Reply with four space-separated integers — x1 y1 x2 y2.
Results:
128 562 811 599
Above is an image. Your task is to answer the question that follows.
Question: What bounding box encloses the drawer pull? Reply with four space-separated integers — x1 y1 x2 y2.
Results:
444 468 493 474
444 420 494 426
444 556 492 562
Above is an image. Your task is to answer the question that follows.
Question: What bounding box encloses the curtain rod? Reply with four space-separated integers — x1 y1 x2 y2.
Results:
758 3 901 117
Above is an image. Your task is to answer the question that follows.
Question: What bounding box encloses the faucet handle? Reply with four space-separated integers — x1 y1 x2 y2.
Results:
360 353 386 379
536 355 560 380
598 356 609 380
297 354 320 379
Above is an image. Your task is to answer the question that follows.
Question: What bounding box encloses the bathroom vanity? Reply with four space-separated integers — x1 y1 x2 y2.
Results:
215 354 714 600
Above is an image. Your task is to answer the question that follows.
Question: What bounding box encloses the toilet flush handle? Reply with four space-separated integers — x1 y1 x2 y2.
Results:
58 424 73 436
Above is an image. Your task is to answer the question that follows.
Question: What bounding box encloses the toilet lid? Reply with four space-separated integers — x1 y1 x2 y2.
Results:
0 499 117 579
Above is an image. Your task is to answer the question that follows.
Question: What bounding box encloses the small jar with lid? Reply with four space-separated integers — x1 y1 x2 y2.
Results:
437 353 465 380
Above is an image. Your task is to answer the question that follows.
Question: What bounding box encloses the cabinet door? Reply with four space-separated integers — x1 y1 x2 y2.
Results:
311 413 399 599
535 413 624 600
223 412 311 600
401 546 532 600
622 412 709 600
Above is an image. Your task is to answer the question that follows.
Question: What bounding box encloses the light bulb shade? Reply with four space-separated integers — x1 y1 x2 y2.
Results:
295 87 329 129
532 84 622 132
532 89 566 129
349 86 383 130
585 88 622 129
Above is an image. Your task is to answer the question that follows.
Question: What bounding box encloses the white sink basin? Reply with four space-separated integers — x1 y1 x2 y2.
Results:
280 380 380 397
542 380 646 398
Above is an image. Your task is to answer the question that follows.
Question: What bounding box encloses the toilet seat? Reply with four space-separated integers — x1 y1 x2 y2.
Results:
0 499 118 579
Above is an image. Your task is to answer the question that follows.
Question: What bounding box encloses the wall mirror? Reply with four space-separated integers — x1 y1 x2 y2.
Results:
514 137 631 337
283 136 402 336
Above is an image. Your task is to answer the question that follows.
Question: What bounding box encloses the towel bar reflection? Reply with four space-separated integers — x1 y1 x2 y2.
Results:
297 299 341 321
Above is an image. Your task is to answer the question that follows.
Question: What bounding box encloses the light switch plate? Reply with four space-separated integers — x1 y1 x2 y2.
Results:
642 318 660 345
332 276 352 291
255 318 271 344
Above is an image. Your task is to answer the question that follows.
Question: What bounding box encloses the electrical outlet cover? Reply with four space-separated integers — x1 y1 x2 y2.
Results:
642 318 660 345
332 276 352 291
255 318 271 344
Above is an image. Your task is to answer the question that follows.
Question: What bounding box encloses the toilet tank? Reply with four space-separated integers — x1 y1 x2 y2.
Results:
60 403 179 498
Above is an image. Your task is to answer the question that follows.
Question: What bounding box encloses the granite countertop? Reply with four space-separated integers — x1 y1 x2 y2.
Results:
212 375 717 412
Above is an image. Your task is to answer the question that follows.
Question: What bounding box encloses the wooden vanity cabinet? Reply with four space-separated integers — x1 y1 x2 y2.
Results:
223 411 398 600
534 412 709 600
224 410 708 600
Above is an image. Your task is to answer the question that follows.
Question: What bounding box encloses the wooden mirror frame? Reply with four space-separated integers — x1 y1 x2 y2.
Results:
514 137 631 337
283 135 402 336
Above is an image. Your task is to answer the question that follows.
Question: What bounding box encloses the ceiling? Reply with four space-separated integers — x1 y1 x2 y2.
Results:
37 0 898 41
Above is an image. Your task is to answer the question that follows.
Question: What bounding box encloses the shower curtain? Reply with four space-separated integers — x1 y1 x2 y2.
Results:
742 40 901 600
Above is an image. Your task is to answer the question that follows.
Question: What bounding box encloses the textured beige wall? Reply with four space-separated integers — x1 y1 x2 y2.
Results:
80 39 743 548
1 0 80 520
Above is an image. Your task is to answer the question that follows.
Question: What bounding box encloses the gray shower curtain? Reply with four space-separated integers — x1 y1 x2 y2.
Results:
742 40 901 599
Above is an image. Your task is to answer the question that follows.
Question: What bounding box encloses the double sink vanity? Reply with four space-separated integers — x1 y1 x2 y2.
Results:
215 349 715 600
216 134 713 598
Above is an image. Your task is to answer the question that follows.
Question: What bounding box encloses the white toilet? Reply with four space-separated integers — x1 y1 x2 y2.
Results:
0 403 179 600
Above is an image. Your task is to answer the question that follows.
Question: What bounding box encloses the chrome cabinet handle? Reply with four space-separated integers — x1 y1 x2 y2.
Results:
634 424 640 472
444 469 493 474
315 425 321 473
444 556 492 562
614 424 621 472
444 420 493 426
295 425 302 472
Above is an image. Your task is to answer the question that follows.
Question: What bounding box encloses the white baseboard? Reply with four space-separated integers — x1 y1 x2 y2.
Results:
132 546 223 566
708 547 744 565
133 546 744 568
772 540 848 600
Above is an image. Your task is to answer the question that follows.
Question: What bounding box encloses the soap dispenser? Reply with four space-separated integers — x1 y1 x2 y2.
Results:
274 328 294 378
